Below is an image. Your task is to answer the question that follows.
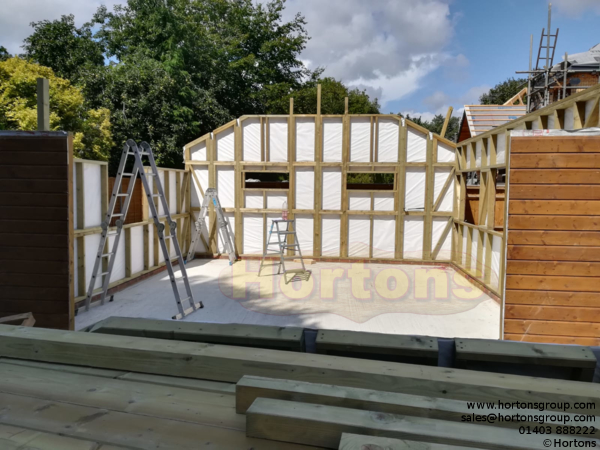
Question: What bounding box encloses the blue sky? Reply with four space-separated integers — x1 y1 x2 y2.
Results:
384 0 600 118
2 0 599 121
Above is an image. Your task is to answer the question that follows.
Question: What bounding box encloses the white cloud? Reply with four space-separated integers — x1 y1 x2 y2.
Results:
0 0 123 54
405 84 490 121
553 0 600 17
281 0 457 108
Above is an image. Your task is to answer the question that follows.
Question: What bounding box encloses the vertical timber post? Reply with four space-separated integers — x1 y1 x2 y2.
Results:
37 78 49 132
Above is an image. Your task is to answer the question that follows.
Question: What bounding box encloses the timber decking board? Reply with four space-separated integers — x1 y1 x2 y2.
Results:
504 319 600 338
0 424 125 450
455 338 595 367
510 169 600 184
339 433 486 450
506 136 600 345
507 230 600 246
508 215 600 230
506 261 600 277
235 375 571 430
0 392 315 450
90 316 305 351
509 185 600 200
245 398 559 449
510 153 600 168
0 325 598 411
509 200 600 215
505 290 600 307
507 245 600 261
509 136 600 153
315 329 438 364
505 304 600 323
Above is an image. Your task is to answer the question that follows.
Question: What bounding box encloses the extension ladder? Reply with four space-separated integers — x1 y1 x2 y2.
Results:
80 140 202 320
258 219 309 284
186 188 236 265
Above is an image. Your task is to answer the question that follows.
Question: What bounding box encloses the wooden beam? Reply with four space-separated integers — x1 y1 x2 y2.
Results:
440 106 453 139
0 325 595 409
432 167 455 212
339 433 480 450
36 78 49 131
246 398 552 449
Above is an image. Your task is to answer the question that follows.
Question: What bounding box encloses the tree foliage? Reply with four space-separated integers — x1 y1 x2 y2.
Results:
22 15 105 84
0 57 113 160
18 0 381 170
268 75 379 114
0 46 9 62
404 113 460 142
479 77 527 105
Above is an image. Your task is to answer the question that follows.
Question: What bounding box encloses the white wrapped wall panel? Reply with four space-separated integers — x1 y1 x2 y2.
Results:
406 127 427 162
321 215 341 256
295 117 315 161
403 217 424 259
269 118 288 162
377 118 398 162
373 216 395 258
322 168 342 210
348 216 370 257
350 117 371 162
322 118 343 162
295 168 314 210
242 118 261 162
216 126 235 161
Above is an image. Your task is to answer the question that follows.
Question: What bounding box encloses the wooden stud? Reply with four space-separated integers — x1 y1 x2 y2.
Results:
395 120 407 259
440 106 453 139
423 136 434 260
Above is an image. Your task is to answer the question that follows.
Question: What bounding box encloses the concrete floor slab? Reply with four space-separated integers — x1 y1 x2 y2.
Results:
75 259 500 339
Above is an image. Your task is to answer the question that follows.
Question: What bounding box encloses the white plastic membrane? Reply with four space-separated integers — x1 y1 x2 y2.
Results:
496 133 506 164
216 127 235 161
242 118 261 161
350 117 371 162
295 168 314 210
216 167 235 208
83 163 101 227
349 192 370 210
148 223 155 265
321 215 341 256
373 216 395 258
564 106 575 130
491 235 501 289
130 225 144 274
295 117 315 161
191 167 209 207
462 225 468 266
169 173 177 214
433 168 454 212
73 164 78 229
269 118 288 162
322 118 343 162
243 213 263 254
405 167 426 210
266 192 287 209
245 192 263 209
189 140 207 161
84 234 102 290
373 192 394 211
322 168 342 210
437 141 455 163
348 216 370 257
586 99 596 124
219 213 235 253
377 118 398 162
466 145 472 167
403 216 423 259
432 217 452 260
406 127 427 162
471 229 479 271
295 214 314 256
475 140 482 167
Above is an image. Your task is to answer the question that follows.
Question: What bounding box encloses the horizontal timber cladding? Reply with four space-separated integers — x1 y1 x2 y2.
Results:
183 109 457 263
505 134 600 345
454 83 600 337
0 131 74 330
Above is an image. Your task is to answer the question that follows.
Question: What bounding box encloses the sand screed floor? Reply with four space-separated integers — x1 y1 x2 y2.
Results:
75 259 500 338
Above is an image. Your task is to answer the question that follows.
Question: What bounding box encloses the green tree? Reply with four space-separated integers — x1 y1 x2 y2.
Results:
0 57 113 159
403 113 460 142
479 77 527 105
22 15 105 84
0 46 9 61
267 75 379 114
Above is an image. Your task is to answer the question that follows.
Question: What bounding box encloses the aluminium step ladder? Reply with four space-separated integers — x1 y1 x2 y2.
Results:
80 139 202 320
258 219 310 284
186 188 236 265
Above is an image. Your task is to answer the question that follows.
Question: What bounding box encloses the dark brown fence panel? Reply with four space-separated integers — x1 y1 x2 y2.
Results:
0 131 73 330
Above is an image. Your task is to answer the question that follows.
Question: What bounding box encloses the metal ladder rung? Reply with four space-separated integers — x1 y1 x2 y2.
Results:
116 193 128 197
121 173 135 176
99 272 110 276
177 297 192 305
112 214 124 217
101 253 114 257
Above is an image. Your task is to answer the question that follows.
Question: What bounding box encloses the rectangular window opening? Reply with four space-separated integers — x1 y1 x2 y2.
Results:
347 173 394 191
244 172 289 189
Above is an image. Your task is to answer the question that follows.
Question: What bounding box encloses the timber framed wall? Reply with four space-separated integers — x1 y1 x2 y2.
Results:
454 83 600 336
0 131 74 329
184 99 457 263
505 131 600 346
72 160 191 308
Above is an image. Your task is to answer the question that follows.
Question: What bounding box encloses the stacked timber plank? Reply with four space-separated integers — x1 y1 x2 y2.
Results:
0 324 598 449
90 316 305 351
506 135 600 346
